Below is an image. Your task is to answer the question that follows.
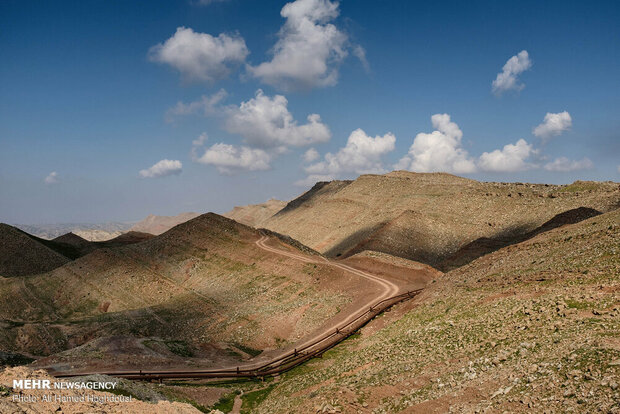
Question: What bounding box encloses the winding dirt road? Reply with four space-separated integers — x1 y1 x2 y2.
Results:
55 234 420 379
255 235 401 349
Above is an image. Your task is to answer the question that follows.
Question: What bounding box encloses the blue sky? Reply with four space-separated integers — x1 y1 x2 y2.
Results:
1 0 619 224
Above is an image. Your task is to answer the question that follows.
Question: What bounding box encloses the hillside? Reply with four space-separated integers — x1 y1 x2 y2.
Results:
264 171 620 270
223 198 286 227
249 208 620 413
129 212 200 235
0 213 372 373
0 224 70 277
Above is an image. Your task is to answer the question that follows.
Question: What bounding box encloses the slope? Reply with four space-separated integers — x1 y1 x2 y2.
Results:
0 213 369 373
265 171 620 269
251 209 620 413
0 223 70 277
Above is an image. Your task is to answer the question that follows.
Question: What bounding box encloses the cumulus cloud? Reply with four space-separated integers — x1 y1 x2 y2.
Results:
478 139 535 172
165 89 228 122
149 27 248 83
44 171 58 184
304 129 396 178
194 143 272 174
543 157 593 172
223 89 331 148
139 159 183 178
247 0 352 91
395 114 476 174
492 50 532 95
532 111 572 141
303 148 320 162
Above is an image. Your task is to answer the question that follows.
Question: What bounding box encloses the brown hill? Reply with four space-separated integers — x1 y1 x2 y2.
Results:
0 213 371 374
0 224 70 277
129 212 200 235
223 198 286 227
249 208 620 414
52 231 90 246
264 171 620 269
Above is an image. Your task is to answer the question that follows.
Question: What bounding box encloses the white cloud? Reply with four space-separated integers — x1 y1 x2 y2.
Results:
618 165 620 174
165 89 228 122
305 128 396 177
303 148 320 162
492 50 532 95
194 143 272 174
139 159 183 178
395 114 476 174
353 45 370 72
223 89 331 148
532 111 572 140
544 157 593 172
44 171 58 184
247 0 351 91
149 27 248 83
478 139 535 172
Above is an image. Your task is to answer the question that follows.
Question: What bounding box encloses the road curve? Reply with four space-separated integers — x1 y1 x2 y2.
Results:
255 235 400 349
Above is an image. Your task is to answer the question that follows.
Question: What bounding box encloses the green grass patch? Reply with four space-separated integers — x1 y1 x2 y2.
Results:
241 385 274 414
212 391 237 413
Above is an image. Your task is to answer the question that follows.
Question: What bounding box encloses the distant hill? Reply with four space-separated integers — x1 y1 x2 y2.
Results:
264 171 620 270
129 212 200 235
223 198 286 227
14 222 132 241
0 224 70 277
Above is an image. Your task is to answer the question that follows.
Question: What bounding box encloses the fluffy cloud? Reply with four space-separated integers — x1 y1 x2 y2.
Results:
139 159 183 178
223 89 331 148
532 111 572 140
149 27 248 83
44 171 58 184
478 139 535 172
305 129 396 177
492 50 532 95
303 148 320 162
395 114 476 174
194 143 271 174
247 0 351 91
165 89 228 122
544 157 593 172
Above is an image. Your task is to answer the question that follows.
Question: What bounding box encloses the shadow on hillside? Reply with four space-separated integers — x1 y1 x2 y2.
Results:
439 207 602 272
324 222 388 259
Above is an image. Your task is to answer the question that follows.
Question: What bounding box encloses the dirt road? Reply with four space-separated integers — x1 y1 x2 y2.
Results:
55 235 421 379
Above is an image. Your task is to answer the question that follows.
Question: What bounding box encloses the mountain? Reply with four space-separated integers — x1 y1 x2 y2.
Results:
223 198 286 227
129 212 200 235
264 171 620 270
14 222 132 241
251 207 620 413
0 224 70 277
0 213 383 373
0 225 157 277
